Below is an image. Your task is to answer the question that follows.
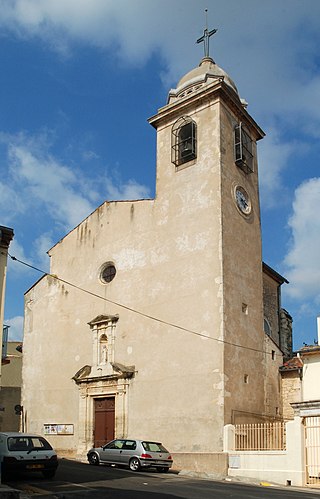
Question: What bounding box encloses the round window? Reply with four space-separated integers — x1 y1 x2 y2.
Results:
100 263 116 283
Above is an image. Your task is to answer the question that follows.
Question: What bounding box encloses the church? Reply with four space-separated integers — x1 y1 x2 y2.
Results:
22 33 292 472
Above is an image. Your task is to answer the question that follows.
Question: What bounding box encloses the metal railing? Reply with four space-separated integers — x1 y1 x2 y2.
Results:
305 416 320 485
235 422 286 451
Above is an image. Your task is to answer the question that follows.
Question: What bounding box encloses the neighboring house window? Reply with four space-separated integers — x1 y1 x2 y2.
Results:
234 123 253 174
264 318 272 337
172 116 197 167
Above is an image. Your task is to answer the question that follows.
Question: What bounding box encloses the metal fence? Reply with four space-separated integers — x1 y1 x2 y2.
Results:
235 422 286 451
305 416 320 485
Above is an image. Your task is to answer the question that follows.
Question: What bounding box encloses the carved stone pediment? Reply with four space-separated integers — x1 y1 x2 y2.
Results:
111 362 135 379
88 314 119 327
72 362 135 385
72 365 92 381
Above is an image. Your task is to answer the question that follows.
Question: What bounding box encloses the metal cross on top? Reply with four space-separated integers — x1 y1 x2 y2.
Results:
196 9 217 58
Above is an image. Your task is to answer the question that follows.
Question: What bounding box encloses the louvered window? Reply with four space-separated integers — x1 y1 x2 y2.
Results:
235 123 254 174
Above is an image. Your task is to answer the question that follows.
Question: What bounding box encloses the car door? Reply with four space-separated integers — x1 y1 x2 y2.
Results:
118 440 137 465
99 439 125 464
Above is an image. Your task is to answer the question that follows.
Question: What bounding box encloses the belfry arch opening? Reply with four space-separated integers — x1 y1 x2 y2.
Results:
172 116 197 167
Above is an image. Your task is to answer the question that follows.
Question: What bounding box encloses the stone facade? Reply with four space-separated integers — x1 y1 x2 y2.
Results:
262 263 292 361
280 309 293 361
22 57 289 470
281 363 302 420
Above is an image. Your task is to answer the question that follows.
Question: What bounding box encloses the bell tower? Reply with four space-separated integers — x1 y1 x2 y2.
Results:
149 39 269 427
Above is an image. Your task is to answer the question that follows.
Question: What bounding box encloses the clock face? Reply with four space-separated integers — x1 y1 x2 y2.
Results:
235 186 251 215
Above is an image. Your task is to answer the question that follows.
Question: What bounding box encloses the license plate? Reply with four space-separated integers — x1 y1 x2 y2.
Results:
26 464 44 469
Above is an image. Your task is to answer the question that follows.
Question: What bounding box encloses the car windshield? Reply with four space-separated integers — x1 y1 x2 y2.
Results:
142 441 168 453
8 436 52 452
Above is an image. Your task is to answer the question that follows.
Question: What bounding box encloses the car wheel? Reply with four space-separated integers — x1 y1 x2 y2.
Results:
129 457 141 471
42 470 56 479
88 452 100 466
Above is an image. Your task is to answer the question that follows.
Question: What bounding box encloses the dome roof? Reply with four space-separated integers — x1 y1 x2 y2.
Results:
168 57 239 104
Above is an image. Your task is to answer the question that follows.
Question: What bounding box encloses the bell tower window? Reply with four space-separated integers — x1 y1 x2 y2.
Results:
234 123 254 174
172 116 197 167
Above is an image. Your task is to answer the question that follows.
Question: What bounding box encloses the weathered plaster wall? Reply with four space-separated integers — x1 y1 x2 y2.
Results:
219 100 267 423
23 152 226 455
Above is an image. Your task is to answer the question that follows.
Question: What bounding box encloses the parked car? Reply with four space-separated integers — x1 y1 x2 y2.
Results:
0 432 59 478
87 438 173 472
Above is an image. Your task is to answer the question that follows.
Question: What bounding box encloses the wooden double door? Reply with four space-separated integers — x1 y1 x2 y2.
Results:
94 397 115 448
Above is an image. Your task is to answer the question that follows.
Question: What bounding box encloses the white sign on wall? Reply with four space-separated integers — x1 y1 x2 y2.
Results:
44 424 74 435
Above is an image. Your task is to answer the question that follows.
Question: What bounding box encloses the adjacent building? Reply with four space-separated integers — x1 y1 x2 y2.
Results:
0 342 22 431
0 226 14 376
281 317 320 420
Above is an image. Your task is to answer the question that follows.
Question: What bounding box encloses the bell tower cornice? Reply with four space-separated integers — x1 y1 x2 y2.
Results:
148 77 265 142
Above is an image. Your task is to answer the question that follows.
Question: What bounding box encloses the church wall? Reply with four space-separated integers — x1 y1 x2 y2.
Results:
23 135 227 457
21 60 286 468
263 336 284 419
149 95 227 450
218 101 268 423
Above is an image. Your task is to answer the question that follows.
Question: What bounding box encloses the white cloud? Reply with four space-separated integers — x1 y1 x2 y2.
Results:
0 181 24 225
2 132 151 231
8 140 94 229
258 129 297 208
0 1 319 90
34 233 53 272
4 315 24 341
7 238 33 274
1 1 320 174
105 178 150 201
284 177 320 302
6 233 51 276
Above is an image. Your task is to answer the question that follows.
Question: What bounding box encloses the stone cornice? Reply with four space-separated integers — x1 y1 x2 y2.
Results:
148 79 265 141
0 226 14 249
88 314 119 327
291 399 320 416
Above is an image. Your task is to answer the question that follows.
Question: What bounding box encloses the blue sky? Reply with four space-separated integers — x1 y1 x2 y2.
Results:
1 0 320 350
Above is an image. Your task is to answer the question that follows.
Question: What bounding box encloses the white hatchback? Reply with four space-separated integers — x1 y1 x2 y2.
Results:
0 432 59 479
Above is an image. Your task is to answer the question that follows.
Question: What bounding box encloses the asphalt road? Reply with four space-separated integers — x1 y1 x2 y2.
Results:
3 458 320 498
